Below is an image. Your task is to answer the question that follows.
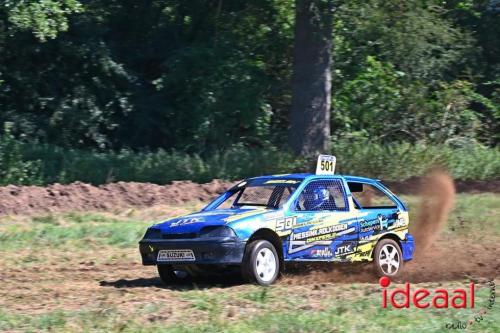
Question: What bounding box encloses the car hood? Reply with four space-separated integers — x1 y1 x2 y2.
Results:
153 207 271 234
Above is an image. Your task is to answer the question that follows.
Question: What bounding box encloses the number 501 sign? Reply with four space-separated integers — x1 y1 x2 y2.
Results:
316 155 336 175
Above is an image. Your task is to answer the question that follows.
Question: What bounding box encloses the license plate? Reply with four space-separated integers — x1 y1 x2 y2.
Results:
157 249 195 262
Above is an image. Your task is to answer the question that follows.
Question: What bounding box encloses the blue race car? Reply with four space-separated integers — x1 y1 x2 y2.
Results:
139 156 414 285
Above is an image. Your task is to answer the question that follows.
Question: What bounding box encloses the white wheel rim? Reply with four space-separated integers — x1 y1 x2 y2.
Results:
255 248 277 282
379 244 400 275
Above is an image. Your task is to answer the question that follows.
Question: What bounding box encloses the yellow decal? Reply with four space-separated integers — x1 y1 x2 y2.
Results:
223 208 267 222
306 233 337 243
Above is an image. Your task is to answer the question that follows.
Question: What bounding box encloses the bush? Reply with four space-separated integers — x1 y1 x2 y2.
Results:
0 139 496 186
0 124 42 185
331 141 500 181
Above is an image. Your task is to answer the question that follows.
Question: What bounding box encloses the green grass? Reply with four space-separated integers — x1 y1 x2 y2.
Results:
240 287 273 303
448 194 500 235
0 286 497 333
0 213 150 251
400 193 500 236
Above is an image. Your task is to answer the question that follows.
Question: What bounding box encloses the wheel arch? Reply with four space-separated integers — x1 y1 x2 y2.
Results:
372 233 403 259
246 228 284 270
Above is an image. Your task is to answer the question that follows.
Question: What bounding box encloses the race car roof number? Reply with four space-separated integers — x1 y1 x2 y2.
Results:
316 154 336 175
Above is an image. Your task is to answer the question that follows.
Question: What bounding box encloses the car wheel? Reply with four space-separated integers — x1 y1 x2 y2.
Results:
374 239 403 277
157 265 188 285
242 240 280 286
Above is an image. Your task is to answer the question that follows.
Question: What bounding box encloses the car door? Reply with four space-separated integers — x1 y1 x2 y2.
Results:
285 178 358 261
347 181 401 243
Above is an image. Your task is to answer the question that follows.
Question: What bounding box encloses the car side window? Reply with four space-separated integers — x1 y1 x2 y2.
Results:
295 179 348 211
347 182 397 209
278 186 296 208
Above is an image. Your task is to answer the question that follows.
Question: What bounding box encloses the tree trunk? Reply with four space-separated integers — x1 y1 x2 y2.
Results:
289 0 333 156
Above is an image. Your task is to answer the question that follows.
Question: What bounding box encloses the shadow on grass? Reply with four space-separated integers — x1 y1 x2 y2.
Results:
99 263 376 290
99 274 245 290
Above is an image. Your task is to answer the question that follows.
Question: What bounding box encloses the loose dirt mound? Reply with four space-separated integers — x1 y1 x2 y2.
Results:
0 177 496 216
0 180 232 216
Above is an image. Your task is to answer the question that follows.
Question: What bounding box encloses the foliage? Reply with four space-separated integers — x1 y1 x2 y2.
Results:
0 1 498 186
5 0 83 41
331 140 500 181
0 123 42 185
0 0 498 154
0 139 495 185
331 0 499 145
0 0 295 151
333 57 489 144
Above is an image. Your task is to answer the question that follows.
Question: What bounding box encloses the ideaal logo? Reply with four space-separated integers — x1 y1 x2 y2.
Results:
379 277 496 329
379 277 475 309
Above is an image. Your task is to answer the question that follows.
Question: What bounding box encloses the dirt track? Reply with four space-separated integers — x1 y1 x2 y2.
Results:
0 178 498 216
1 234 497 317
0 176 498 319
285 235 499 285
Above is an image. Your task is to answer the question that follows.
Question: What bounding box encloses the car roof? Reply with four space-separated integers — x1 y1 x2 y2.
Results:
247 173 379 183
246 173 312 181
342 175 380 183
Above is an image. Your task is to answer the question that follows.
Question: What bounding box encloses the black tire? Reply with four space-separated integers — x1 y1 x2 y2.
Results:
373 239 403 278
242 240 280 286
157 265 187 285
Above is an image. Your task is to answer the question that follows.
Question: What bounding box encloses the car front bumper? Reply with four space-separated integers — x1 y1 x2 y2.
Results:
139 237 247 265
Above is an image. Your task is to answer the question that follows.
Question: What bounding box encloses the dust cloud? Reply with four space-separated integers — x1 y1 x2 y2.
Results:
410 169 456 258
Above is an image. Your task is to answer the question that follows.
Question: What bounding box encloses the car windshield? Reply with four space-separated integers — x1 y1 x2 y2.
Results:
215 179 301 210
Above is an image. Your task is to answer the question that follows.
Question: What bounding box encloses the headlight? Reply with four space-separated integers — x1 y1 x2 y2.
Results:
198 226 236 238
143 227 162 239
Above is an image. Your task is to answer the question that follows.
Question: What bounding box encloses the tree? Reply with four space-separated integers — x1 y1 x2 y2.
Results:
5 0 83 41
289 0 334 155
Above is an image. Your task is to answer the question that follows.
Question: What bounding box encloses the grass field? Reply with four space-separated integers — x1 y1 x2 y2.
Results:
0 194 498 332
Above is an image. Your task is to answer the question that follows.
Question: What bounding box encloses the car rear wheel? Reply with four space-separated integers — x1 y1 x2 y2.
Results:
242 240 280 286
374 239 403 277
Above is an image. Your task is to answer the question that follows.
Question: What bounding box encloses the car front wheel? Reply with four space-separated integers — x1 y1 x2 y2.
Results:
157 265 189 285
242 240 280 286
374 239 403 277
